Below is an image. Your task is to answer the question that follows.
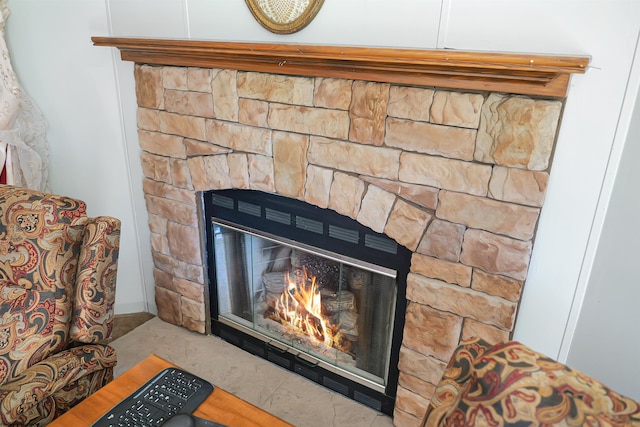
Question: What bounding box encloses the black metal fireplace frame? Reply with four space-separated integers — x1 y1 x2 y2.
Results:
203 189 411 415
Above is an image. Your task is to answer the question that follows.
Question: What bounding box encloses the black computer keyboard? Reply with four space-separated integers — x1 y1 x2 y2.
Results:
92 367 215 427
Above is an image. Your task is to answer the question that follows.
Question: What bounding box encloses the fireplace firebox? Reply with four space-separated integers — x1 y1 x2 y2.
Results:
204 189 411 415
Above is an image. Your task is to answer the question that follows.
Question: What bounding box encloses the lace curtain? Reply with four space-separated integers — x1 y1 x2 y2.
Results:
0 0 50 191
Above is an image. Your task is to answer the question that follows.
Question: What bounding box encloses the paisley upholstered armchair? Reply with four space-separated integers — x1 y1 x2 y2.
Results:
422 338 640 427
0 185 121 426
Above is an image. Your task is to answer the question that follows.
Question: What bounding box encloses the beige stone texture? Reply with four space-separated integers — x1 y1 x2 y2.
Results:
430 91 484 129
403 302 463 361
385 118 476 161
206 120 272 156
181 316 206 334
138 130 186 159
308 137 400 180
164 89 215 118
313 78 352 110
154 252 204 284
170 158 193 189
304 165 333 209
200 155 232 190
268 104 349 139
328 172 365 219
471 269 523 302
140 152 171 183
349 81 389 145
186 157 207 191
393 408 424 427
437 191 540 240
398 372 436 401
187 68 212 92
167 222 202 265
460 229 532 281
181 296 205 322
475 93 563 170
154 268 172 290
145 194 198 227
273 131 308 198
143 179 195 205
489 166 549 207
137 108 160 131
400 152 491 196
384 199 431 251
159 111 206 141
248 154 275 192
162 67 188 90
238 98 269 127
462 318 510 344
228 153 250 189
387 86 433 122
135 65 164 109
184 139 232 157
406 273 517 330
155 286 181 325
173 277 205 303
147 213 168 235
411 253 471 287
212 69 239 121
356 186 396 234
416 219 465 262
151 232 170 255
398 345 447 385
237 72 314 105
395 386 430 422
359 177 438 211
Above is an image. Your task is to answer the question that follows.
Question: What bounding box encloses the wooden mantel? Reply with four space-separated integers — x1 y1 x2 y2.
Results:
92 37 589 97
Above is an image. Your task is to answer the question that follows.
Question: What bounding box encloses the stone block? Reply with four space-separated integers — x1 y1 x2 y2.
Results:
238 98 269 127
398 372 436 399
356 186 395 234
349 81 389 146
400 152 491 196
145 194 198 227
138 130 187 159
238 72 314 105
460 229 532 281
162 67 187 90
388 86 433 122
471 269 523 302
393 408 424 427
313 78 352 110
411 253 471 287
206 120 272 155
398 345 446 385
304 165 333 209
273 131 308 198
182 316 206 334
228 153 250 189
167 222 202 265
181 296 205 322
159 111 206 141
475 93 563 170
395 386 430 421
140 152 171 183
489 166 549 207
429 91 484 129
155 286 181 325
164 89 214 118
143 179 195 205
151 232 169 255
268 103 350 139
173 277 205 302
187 67 212 92
385 117 476 161
170 158 193 189
200 155 232 190
137 108 160 131
147 213 168 235
135 65 164 109
308 136 400 180
153 268 173 290
360 177 438 210
461 318 511 344
328 172 365 219
402 302 463 361
416 219 465 262
212 69 238 121
184 139 232 156
406 273 517 330
248 154 275 192
384 198 431 251
437 190 540 240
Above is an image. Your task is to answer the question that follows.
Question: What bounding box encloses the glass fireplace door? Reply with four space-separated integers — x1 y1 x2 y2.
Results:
212 221 398 388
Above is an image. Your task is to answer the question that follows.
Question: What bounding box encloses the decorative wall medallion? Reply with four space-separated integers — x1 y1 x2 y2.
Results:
245 0 324 34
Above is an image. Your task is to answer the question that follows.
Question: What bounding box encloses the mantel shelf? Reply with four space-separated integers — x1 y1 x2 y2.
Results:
92 37 590 97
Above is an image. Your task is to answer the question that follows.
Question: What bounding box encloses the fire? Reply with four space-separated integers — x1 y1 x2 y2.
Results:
272 268 334 347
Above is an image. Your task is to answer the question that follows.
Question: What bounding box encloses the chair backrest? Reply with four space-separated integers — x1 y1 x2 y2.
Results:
0 185 120 384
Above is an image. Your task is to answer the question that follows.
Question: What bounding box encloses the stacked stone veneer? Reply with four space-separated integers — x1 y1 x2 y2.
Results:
133 63 563 427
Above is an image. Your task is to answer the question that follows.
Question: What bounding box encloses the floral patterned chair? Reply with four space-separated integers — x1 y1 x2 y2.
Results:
422 338 640 427
0 185 120 426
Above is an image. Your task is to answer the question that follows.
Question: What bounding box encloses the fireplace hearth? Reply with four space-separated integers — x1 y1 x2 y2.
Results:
204 189 411 414
94 37 589 426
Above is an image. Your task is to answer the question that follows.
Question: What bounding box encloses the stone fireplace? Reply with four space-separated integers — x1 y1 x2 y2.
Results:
94 37 588 426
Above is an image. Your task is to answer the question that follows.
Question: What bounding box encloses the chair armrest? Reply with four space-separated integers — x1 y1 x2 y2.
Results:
0 344 117 425
70 216 121 343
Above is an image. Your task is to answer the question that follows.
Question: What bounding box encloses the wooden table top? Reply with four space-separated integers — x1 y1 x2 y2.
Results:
49 354 293 427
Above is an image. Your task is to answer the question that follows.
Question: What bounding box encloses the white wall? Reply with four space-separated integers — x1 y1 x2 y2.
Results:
5 0 640 398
